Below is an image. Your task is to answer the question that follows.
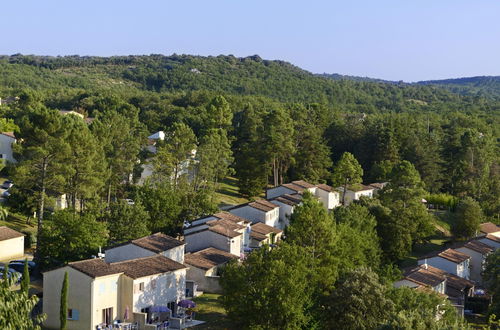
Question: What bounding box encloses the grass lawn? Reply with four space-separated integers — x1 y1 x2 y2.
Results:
193 294 232 329
0 212 36 234
215 177 249 208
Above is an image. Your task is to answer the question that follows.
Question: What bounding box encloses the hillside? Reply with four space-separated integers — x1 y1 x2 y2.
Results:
1 54 497 115
416 76 500 99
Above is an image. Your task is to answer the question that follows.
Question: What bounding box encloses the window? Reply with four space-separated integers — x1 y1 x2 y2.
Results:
151 279 157 290
167 301 176 313
139 282 145 292
102 307 113 325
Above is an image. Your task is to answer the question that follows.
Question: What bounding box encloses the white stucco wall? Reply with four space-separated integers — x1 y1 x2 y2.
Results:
0 134 16 163
266 186 296 199
132 269 186 313
271 200 293 229
162 245 185 264
456 247 487 284
185 230 241 256
105 244 155 263
91 274 121 327
0 236 24 260
315 189 340 210
229 205 266 224
190 215 218 227
418 257 470 279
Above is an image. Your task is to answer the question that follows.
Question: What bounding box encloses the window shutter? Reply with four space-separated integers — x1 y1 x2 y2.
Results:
73 309 79 321
133 283 139 294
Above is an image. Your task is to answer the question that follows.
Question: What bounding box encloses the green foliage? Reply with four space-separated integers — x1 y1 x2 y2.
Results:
0 272 44 329
451 197 483 239
220 244 313 329
105 201 151 244
20 259 30 295
332 152 363 205
324 267 394 330
426 193 459 210
483 250 500 317
60 271 68 330
38 210 108 268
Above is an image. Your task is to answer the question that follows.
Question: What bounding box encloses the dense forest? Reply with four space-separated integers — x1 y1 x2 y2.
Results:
1 54 499 328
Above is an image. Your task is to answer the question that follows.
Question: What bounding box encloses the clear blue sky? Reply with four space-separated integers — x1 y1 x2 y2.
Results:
1 0 499 81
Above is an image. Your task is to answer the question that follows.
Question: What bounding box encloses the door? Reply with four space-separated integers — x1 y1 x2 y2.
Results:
102 307 113 325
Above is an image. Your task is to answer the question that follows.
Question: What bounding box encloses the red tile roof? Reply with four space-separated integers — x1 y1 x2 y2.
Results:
251 222 282 236
316 183 333 192
0 132 15 139
185 248 238 270
480 222 500 234
130 233 184 253
458 240 493 255
0 226 24 241
291 180 316 189
419 248 470 264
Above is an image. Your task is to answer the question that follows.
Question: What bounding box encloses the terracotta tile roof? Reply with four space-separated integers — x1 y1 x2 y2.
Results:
459 240 493 255
248 200 279 212
414 285 448 298
213 211 250 224
346 184 374 192
282 183 305 193
369 182 388 190
424 265 474 291
69 258 122 278
316 183 333 192
483 234 500 243
69 255 187 279
480 222 500 234
208 225 241 238
419 248 470 264
131 233 184 253
251 222 282 236
111 255 186 279
0 226 24 241
291 180 316 189
206 219 246 232
403 265 446 287
0 132 15 139
272 194 302 206
250 231 268 241
184 248 238 270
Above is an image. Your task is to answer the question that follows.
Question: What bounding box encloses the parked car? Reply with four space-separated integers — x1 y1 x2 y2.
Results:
0 266 21 283
9 260 36 272
1 180 13 189
2 190 10 197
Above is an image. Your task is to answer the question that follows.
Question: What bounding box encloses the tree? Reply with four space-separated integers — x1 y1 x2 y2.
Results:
0 206 8 221
13 107 71 262
204 95 233 129
105 201 150 244
451 197 482 239
483 249 500 317
0 273 44 329
20 259 30 295
263 107 295 187
60 272 68 330
233 104 268 196
220 244 313 329
286 192 339 291
332 152 363 205
324 267 394 330
153 123 197 188
38 210 108 267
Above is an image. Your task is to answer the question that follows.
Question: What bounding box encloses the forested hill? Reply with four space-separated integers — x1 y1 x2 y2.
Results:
0 54 497 114
416 76 500 99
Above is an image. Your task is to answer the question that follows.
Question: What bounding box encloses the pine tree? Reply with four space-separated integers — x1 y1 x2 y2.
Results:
332 152 363 205
21 259 30 295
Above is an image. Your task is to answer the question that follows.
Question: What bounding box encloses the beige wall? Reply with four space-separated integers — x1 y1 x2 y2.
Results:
186 266 224 293
91 273 122 327
43 266 93 330
0 236 24 260
105 243 155 263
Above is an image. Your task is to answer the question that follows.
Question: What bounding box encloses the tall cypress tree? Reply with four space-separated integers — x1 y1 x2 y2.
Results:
20 259 30 295
60 272 68 330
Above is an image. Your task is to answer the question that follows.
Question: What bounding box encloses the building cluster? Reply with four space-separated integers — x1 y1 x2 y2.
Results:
394 222 500 316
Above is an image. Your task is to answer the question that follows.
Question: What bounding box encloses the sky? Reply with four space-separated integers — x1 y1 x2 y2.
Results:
0 0 499 82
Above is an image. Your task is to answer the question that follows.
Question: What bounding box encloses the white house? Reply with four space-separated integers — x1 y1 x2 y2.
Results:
478 222 500 238
476 234 500 250
265 180 317 199
0 226 24 260
0 132 16 163
43 255 187 330
184 223 243 257
228 200 280 228
337 184 375 206
249 222 283 249
418 249 471 279
455 240 493 284
369 182 388 195
184 247 238 294
105 233 185 264
315 183 341 210
269 194 302 229
394 264 446 295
